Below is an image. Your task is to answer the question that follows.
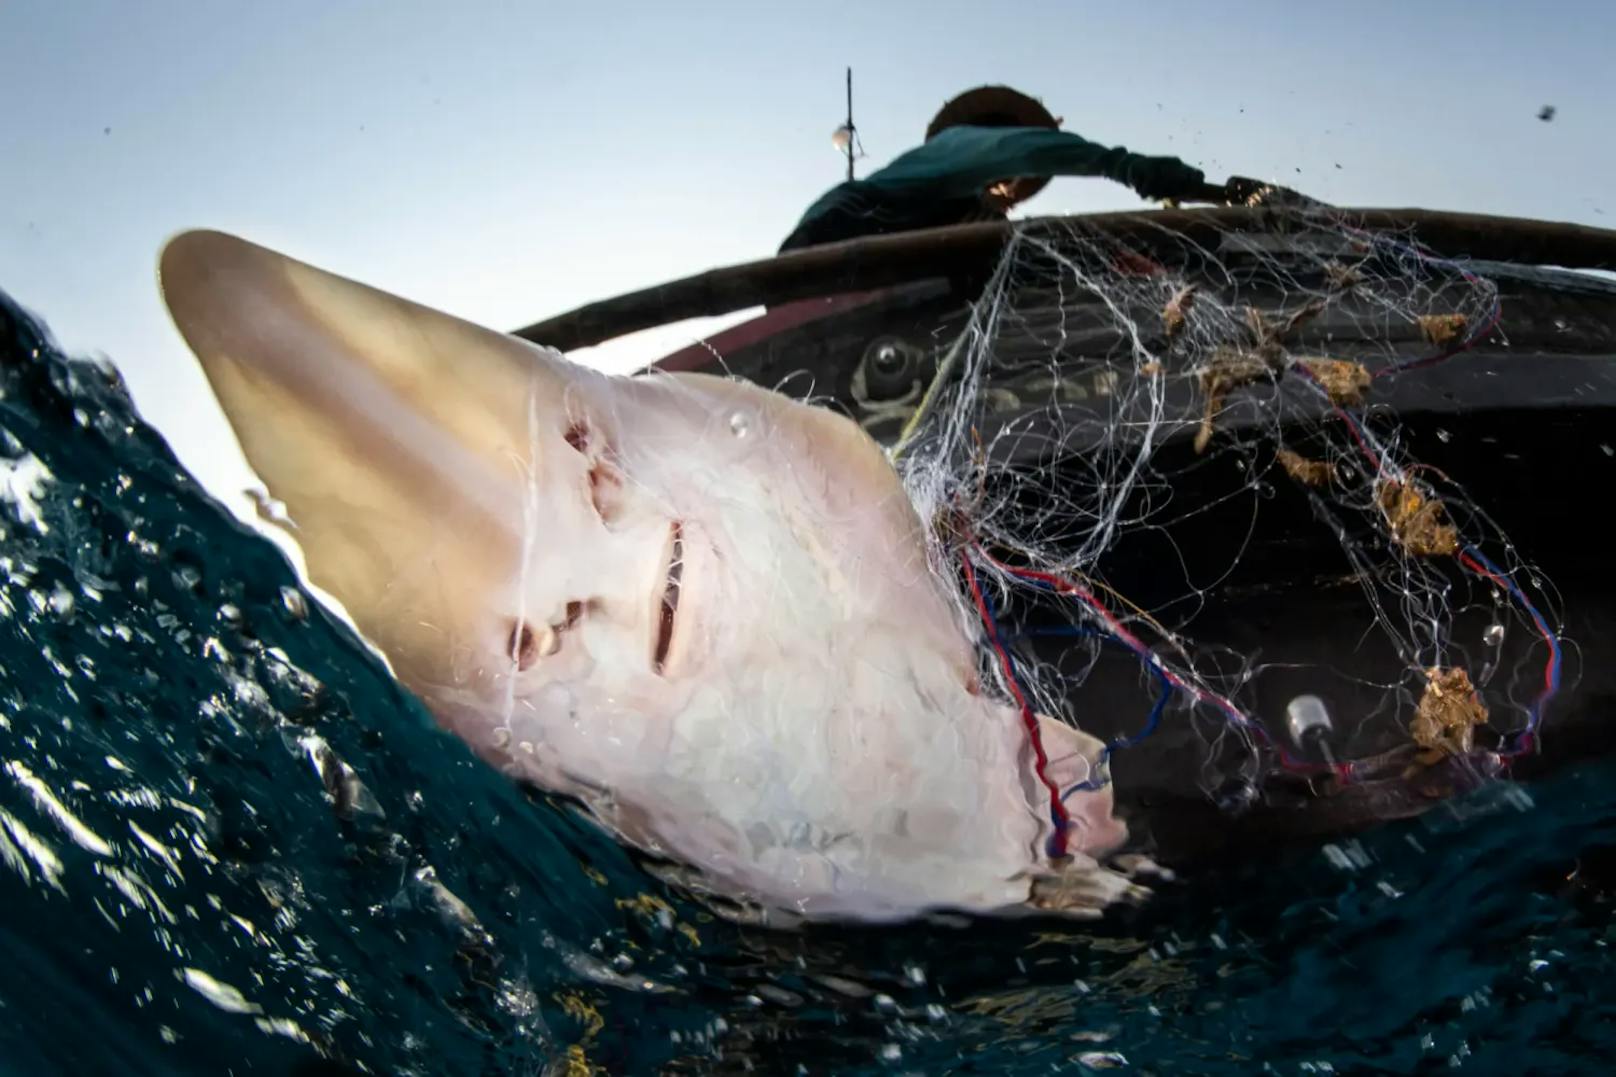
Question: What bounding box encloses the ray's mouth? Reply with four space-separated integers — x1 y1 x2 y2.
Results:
653 520 683 675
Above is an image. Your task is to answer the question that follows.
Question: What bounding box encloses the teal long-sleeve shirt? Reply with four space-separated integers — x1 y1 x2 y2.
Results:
779 125 1208 252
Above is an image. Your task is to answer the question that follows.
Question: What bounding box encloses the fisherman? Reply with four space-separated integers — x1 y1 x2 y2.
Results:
779 84 1267 252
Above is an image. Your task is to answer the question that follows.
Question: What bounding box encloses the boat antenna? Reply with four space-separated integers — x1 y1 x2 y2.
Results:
845 67 855 180
831 67 861 180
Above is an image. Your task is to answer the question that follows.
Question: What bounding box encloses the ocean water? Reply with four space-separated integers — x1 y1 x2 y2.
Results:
2 286 1615 1076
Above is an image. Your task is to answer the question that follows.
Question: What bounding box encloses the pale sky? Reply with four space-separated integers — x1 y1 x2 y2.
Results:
2 0 1611 512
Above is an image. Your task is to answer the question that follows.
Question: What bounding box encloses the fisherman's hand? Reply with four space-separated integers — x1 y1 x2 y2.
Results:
1131 158 1211 203
1223 175 1270 205
1221 175 1323 208
1169 180 1232 206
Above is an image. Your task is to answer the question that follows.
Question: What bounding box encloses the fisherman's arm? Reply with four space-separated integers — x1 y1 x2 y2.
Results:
958 127 1216 203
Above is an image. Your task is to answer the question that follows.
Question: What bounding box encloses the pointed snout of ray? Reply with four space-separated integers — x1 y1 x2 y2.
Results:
158 229 564 531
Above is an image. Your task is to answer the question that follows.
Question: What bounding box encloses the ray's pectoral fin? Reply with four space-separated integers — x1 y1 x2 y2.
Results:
1022 716 1151 918
1039 715 1128 856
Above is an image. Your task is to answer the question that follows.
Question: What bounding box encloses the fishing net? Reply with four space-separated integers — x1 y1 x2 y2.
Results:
889 211 1565 852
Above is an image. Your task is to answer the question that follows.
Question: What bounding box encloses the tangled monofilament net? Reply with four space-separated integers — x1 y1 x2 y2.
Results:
893 211 1564 853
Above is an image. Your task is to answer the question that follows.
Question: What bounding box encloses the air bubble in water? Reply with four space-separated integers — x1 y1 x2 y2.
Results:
728 411 751 438
48 585 74 618
1436 428 1451 443
1078 1052 1129 1070
1483 623 1505 647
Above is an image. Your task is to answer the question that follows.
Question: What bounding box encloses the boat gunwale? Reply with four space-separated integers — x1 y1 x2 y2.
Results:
513 207 1616 353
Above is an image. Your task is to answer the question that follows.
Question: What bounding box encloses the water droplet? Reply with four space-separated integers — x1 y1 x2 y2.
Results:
1483 623 1505 647
279 587 308 622
539 683 575 714
728 411 750 438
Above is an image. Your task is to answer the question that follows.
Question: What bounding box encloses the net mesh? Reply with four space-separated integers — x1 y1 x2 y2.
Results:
892 211 1564 845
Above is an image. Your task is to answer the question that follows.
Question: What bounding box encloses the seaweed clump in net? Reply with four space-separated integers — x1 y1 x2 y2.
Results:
893 211 1565 842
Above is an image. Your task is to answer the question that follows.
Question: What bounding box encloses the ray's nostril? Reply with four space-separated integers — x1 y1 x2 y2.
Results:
508 603 586 671
507 619 538 670
507 618 559 670
510 617 536 666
